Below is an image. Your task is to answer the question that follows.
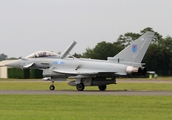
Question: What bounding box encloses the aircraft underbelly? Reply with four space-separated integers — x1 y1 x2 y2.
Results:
68 77 116 86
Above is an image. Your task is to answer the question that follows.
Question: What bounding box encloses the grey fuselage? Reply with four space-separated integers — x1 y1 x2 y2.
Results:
20 57 127 78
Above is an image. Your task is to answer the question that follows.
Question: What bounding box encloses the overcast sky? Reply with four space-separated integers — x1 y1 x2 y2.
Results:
1 0 172 58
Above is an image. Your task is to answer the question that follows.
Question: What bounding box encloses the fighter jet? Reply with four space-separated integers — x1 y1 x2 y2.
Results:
5 31 154 91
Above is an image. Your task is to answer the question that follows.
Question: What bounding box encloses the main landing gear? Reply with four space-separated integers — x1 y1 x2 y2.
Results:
49 81 55 90
98 85 107 91
76 83 85 91
75 83 107 91
48 79 108 91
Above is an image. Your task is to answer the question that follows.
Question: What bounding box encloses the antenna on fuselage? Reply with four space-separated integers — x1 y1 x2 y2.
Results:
60 41 77 59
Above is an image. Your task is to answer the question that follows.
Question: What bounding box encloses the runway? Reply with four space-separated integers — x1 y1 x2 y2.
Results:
0 90 172 96
0 79 172 96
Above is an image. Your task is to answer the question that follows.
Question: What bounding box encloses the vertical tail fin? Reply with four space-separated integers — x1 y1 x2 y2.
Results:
113 31 154 63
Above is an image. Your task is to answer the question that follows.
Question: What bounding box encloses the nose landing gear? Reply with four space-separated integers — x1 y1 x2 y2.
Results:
49 81 55 90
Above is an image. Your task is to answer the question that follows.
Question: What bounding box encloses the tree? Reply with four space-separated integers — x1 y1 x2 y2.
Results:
0 53 7 61
73 28 172 76
140 27 162 43
72 53 83 58
117 33 140 47
82 41 123 60
143 44 161 70
158 36 172 69
117 27 163 47
82 48 94 58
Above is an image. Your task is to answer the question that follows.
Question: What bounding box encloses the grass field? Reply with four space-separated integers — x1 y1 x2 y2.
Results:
0 95 172 120
0 78 172 91
0 78 172 120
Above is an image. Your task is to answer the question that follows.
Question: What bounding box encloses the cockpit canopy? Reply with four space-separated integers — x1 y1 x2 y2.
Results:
25 51 60 58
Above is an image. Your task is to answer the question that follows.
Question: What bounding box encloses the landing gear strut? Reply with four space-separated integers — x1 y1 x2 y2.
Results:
49 81 55 90
76 83 85 91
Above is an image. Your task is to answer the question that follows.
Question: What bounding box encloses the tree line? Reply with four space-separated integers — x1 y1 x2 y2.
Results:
74 27 172 76
1 27 172 76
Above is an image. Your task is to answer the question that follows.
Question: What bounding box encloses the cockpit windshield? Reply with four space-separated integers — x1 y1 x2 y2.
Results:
25 51 60 58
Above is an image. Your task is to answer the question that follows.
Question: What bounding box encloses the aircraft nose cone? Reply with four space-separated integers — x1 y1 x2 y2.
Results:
5 60 21 68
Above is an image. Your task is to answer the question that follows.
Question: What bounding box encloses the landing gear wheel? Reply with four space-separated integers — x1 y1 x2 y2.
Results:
49 85 55 90
76 83 85 91
98 85 106 91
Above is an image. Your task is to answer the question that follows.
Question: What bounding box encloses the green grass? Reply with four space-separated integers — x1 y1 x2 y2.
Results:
0 80 172 91
0 95 172 120
0 79 172 120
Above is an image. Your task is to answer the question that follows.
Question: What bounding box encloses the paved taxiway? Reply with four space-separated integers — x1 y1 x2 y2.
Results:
0 90 172 96
0 79 172 96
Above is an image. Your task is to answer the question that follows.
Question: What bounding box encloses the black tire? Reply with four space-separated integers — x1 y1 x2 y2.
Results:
49 85 55 90
76 83 85 91
98 85 106 91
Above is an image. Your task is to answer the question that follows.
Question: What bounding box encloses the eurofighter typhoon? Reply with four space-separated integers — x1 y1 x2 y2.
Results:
5 31 154 91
